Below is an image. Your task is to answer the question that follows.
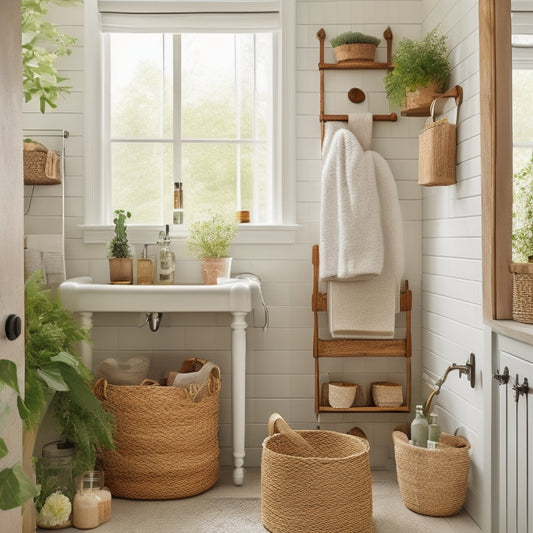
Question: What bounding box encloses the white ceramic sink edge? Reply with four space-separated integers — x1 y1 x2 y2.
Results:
59 276 254 313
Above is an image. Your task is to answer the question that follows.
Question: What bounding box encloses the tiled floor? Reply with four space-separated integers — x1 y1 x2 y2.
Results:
37 467 483 532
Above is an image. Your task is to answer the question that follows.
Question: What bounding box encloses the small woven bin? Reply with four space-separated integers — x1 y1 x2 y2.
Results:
93 369 220 500
261 413 374 533
372 382 403 407
393 430 470 516
23 149 62 185
509 263 533 324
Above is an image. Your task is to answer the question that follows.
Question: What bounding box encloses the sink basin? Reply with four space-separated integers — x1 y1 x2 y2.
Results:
59 276 253 313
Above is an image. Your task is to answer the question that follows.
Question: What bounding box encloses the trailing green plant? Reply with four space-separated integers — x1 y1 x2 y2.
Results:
107 209 133 258
330 31 381 47
22 0 81 113
512 154 533 263
187 211 238 258
384 28 451 107
0 359 39 511
24 272 115 483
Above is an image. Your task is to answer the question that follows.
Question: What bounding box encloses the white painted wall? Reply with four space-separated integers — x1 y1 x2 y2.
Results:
24 0 500 529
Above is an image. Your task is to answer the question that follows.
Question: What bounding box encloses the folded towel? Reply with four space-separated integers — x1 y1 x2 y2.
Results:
328 150 404 338
319 128 384 281
45 150 61 181
348 113 373 150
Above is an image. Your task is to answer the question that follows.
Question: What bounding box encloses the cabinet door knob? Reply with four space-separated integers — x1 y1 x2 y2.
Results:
5 314 22 341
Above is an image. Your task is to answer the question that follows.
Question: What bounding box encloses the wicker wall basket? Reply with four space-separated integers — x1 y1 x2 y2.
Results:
23 148 62 185
93 372 220 500
509 263 533 324
393 430 470 516
262 413 374 533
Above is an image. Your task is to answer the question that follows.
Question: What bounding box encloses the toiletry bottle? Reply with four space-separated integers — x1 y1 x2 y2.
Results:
410 404 428 447
173 181 183 224
158 225 175 284
137 244 153 285
427 412 441 449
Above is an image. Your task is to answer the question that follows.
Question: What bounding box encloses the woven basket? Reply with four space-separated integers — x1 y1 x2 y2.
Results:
23 149 62 185
262 413 374 533
334 43 376 62
328 381 358 408
509 263 533 324
93 369 220 500
372 382 403 407
393 430 470 516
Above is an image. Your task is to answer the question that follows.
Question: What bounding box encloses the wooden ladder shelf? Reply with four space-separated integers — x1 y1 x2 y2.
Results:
312 244 412 414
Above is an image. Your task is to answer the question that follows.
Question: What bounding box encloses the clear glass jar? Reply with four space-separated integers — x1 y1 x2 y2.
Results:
73 470 112 529
36 440 75 529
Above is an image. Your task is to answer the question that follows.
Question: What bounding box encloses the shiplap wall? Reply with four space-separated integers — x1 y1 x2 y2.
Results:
23 4 492 526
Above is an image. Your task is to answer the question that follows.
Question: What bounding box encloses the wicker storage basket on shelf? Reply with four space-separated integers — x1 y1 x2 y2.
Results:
372 382 403 407
509 263 533 324
393 430 470 516
93 366 220 500
23 143 62 185
261 413 374 533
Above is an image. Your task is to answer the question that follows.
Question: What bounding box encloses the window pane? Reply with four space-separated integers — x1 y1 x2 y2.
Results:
110 34 173 138
112 143 173 224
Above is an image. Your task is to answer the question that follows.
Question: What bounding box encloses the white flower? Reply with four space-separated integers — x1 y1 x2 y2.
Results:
37 491 72 527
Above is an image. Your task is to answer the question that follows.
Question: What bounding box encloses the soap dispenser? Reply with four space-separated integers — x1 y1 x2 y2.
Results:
137 244 153 285
158 225 175 284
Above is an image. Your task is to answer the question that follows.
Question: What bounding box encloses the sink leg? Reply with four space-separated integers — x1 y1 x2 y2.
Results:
231 311 248 486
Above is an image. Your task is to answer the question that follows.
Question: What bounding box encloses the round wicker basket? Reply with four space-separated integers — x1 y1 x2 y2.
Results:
334 43 377 62
328 381 358 408
393 430 470 516
372 382 403 407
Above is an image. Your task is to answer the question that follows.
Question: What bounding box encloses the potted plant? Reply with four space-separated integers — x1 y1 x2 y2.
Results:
21 272 115 529
330 31 381 62
384 28 450 112
510 155 533 323
187 212 238 284
107 209 133 284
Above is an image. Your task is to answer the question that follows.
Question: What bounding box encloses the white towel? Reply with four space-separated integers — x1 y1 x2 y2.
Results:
348 113 373 151
319 128 384 281
328 151 404 338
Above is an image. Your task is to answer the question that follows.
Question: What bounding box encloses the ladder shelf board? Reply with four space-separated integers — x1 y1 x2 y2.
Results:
318 405 410 413
316 338 408 357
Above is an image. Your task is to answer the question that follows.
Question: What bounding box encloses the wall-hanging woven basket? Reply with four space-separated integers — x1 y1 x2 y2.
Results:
93 368 220 500
262 413 374 533
393 430 470 516
509 263 533 324
23 142 62 185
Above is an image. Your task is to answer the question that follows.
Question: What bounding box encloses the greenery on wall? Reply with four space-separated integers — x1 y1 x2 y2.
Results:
22 0 81 113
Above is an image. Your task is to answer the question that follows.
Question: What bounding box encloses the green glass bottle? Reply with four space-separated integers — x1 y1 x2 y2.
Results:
410 404 428 447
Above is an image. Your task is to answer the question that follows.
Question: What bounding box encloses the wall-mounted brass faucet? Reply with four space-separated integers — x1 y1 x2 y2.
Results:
423 353 476 416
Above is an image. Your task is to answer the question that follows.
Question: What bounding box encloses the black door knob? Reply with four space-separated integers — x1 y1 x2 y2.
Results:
5 314 22 341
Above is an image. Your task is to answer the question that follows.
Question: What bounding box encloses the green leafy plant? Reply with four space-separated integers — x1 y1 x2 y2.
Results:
0 359 40 511
24 272 115 484
187 212 238 258
384 28 450 107
107 209 133 258
513 155 533 263
330 31 381 47
22 0 81 113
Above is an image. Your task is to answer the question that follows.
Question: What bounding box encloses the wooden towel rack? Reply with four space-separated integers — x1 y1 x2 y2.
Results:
312 244 412 414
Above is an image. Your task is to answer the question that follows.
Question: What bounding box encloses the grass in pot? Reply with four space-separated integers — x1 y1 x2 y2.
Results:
330 31 381 62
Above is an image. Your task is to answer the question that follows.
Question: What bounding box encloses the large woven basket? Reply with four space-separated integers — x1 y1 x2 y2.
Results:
393 430 470 516
23 147 62 185
262 413 374 533
93 370 220 500
509 263 533 324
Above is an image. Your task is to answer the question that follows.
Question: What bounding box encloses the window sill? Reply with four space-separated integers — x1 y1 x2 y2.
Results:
80 223 300 246
488 319 533 347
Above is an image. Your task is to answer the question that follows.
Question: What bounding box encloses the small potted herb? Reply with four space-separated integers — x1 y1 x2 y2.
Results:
384 28 450 112
187 211 238 284
330 31 381 62
107 209 134 284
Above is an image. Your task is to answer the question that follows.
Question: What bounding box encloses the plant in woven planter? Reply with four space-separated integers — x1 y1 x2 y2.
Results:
384 28 450 110
187 211 238 284
510 155 533 323
330 31 381 62
107 209 134 283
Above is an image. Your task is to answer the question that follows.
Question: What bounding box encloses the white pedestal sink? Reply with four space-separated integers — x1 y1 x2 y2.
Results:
59 276 258 486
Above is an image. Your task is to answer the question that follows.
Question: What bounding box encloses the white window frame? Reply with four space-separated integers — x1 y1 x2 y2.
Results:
83 0 297 245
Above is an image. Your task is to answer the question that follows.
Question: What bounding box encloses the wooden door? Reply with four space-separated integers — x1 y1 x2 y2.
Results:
0 0 24 530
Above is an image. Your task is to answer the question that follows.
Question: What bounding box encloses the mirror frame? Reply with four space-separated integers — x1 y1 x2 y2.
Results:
480 0 513 320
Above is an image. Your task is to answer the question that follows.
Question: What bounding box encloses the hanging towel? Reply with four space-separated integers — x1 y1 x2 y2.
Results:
45 150 61 181
321 121 347 160
328 150 404 338
348 113 373 151
319 128 384 281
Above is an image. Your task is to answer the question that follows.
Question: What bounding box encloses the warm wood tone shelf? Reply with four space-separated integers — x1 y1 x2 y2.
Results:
400 85 463 117
312 245 412 414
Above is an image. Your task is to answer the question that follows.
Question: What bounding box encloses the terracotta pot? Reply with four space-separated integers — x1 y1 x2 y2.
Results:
200 257 232 285
109 257 133 284
403 82 445 113
334 43 377 62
